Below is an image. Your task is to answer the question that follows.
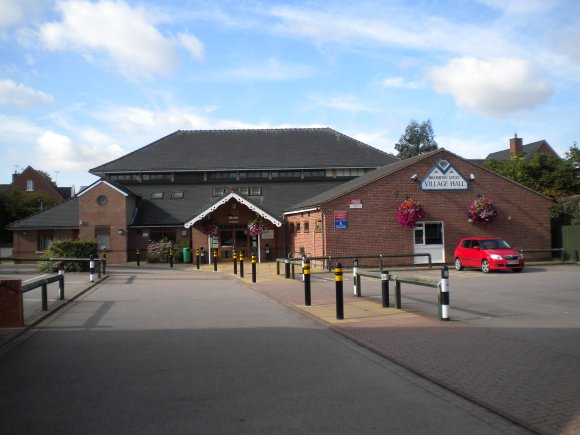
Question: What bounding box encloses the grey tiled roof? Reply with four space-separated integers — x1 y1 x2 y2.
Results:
7 197 79 230
485 140 556 161
284 150 441 212
128 180 346 226
90 128 398 175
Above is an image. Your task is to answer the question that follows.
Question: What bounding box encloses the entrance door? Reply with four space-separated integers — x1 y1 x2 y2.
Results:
219 229 249 261
414 222 445 264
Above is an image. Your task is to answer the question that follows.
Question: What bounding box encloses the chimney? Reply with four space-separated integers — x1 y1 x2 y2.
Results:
12 170 19 183
509 133 523 157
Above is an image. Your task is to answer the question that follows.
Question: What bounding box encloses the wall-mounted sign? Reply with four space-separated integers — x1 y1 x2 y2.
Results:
421 159 468 190
348 199 362 208
261 230 274 239
334 211 348 229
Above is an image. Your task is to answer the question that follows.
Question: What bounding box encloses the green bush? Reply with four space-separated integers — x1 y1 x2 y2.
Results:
38 239 99 272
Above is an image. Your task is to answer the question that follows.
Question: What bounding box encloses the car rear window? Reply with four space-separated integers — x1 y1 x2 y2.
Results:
480 239 511 249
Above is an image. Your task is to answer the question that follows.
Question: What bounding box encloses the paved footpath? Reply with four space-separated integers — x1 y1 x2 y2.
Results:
245 263 580 435
1 264 529 434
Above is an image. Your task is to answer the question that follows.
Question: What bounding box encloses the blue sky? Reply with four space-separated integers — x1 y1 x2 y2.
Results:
1 0 579 189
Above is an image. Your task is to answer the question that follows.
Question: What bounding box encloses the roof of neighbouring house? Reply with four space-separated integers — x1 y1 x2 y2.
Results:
6 197 79 230
89 128 398 175
486 140 560 161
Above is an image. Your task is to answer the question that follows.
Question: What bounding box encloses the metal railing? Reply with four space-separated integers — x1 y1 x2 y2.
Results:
21 275 65 312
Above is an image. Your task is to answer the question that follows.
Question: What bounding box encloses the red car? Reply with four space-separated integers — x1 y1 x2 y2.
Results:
453 237 524 273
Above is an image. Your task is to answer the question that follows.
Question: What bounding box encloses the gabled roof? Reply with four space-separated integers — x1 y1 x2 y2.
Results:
89 128 398 175
128 180 345 227
285 148 553 213
184 192 283 228
6 197 79 230
486 140 560 161
77 179 138 198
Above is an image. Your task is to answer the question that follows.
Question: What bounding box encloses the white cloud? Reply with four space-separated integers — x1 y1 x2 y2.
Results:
215 57 314 81
0 0 45 29
427 56 553 117
307 94 375 113
36 130 124 172
477 0 558 15
0 79 53 107
39 0 179 80
382 76 422 90
178 32 204 60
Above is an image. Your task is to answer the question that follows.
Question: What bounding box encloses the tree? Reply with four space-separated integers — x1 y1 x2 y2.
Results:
394 119 438 159
484 145 580 198
36 170 57 187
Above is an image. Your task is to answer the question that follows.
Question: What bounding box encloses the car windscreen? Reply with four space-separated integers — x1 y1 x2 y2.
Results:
480 239 511 249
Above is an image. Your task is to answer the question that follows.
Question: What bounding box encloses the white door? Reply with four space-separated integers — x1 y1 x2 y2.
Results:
413 222 445 264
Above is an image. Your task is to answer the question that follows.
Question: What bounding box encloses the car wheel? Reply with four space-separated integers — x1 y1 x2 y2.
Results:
481 259 491 273
512 268 523 273
454 258 463 271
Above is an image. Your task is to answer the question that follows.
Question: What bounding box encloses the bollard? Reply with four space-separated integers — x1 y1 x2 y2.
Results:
284 258 290 279
58 274 64 300
58 261 65 276
89 255 95 283
335 262 344 320
239 251 245 278
381 271 389 308
395 277 402 309
169 249 174 268
303 258 311 306
196 249 200 270
41 282 48 311
251 253 257 283
233 251 238 275
302 257 305 282
440 266 450 321
136 249 141 266
353 258 360 297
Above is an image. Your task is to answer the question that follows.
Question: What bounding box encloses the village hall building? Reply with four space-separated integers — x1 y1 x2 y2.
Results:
8 128 554 265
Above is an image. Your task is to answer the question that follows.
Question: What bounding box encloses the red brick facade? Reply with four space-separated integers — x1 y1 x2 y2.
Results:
7 166 63 203
287 151 554 265
78 182 136 264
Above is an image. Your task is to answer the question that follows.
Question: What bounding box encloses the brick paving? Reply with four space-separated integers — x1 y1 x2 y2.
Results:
242 263 580 435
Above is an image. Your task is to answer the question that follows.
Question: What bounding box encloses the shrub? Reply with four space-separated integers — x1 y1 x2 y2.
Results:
146 238 178 263
38 239 99 272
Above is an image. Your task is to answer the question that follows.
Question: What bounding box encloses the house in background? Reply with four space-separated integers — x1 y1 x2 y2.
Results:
2 166 74 203
486 134 560 161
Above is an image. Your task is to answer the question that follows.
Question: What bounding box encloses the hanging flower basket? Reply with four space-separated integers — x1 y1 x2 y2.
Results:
397 198 425 228
468 196 498 225
199 217 218 236
247 215 266 236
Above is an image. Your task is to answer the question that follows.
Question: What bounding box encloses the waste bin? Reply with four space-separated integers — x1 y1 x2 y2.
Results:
182 247 192 263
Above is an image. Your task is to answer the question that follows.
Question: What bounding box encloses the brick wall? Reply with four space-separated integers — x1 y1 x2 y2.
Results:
8 166 63 203
78 183 132 264
288 151 554 265
0 280 23 327
12 229 78 259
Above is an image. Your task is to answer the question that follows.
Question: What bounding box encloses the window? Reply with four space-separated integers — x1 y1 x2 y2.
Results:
109 174 136 181
249 187 262 196
208 172 237 180
315 220 322 232
295 222 301 232
142 173 171 181
239 171 269 179
336 168 367 177
150 192 164 199
414 222 444 246
271 170 301 179
171 191 184 199
26 180 34 191
95 225 110 251
304 170 327 178
303 222 310 233
212 187 226 197
149 229 177 242
38 233 54 251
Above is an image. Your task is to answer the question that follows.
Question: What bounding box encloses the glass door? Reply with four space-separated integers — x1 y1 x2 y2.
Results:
220 229 248 261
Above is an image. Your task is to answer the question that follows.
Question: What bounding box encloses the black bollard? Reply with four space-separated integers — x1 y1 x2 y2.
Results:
233 251 237 275
335 262 344 320
251 253 257 283
89 254 95 282
169 249 174 268
303 258 311 306
136 249 141 267
196 249 200 270
213 249 218 272
381 271 389 308
284 258 290 279
239 251 245 278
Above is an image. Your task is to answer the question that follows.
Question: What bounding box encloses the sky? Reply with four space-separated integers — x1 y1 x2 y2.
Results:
1 0 579 190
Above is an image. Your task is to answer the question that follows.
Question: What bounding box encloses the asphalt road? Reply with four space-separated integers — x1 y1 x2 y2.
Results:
0 266 515 434
358 264 580 357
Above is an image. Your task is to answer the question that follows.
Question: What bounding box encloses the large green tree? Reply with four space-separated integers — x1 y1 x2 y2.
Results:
394 119 439 159
0 188 58 243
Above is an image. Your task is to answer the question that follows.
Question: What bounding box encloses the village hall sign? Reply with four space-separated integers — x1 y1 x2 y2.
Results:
420 159 468 190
